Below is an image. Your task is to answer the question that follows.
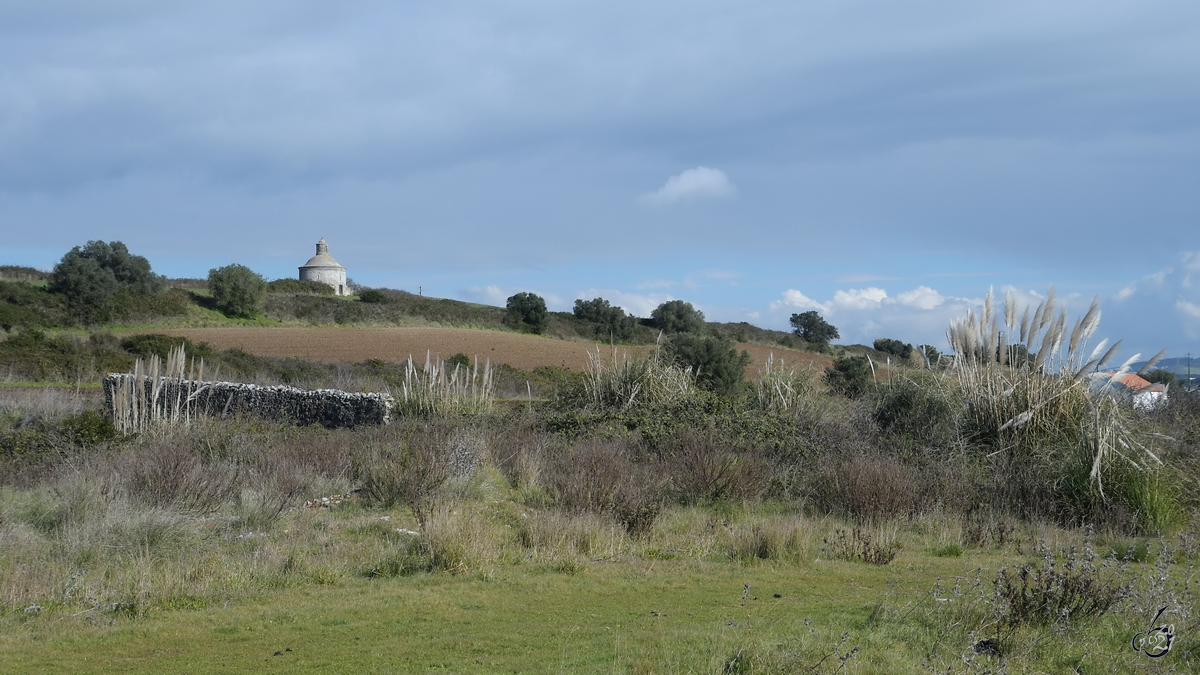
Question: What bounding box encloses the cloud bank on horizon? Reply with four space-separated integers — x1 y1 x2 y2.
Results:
0 1 1197 356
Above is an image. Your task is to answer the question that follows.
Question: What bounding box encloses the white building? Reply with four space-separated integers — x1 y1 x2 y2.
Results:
298 238 348 295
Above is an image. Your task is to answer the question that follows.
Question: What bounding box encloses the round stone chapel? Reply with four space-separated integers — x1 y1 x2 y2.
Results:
298 238 348 296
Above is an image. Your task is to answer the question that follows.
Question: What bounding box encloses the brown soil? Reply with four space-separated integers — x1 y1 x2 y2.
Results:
119 327 833 374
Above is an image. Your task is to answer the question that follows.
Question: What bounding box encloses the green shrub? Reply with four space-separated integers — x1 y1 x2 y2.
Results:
650 300 705 334
873 374 959 445
266 278 335 295
665 333 751 396
120 333 190 359
872 338 912 359
0 329 133 381
504 292 549 334
208 264 267 318
358 289 389 304
824 355 873 398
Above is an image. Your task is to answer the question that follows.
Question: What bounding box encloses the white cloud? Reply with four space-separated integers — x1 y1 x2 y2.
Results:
895 286 946 310
769 289 826 312
1178 299 1200 319
767 284 985 348
831 287 888 310
640 167 737 205
461 285 567 310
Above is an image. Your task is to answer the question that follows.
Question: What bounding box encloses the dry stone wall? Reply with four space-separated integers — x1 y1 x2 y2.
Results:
103 374 393 429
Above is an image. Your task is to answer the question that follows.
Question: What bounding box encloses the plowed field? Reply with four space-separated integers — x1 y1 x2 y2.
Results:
119 327 833 374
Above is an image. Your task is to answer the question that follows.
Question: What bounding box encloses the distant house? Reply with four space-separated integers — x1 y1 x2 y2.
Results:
298 238 348 296
1088 371 1169 411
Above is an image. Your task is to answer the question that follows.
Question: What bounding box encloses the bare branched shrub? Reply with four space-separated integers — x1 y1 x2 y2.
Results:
544 438 665 535
813 453 927 523
121 441 239 515
664 428 769 505
358 423 456 528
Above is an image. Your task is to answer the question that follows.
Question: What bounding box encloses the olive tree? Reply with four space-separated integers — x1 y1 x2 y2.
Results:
505 292 549 334
651 300 705 334
574 297 637 342
789 310 839 344
665 333 751 396
49 240 162 322
208 264 267 318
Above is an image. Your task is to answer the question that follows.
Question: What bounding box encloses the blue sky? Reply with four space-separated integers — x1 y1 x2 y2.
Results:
2 1 1198 358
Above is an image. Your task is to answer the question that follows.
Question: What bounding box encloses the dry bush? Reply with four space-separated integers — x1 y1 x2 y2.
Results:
120 440 239 515
993 541 1129 628
812 453 928 523
421 505 514 574
543 437 665 535
356 422 458 528
662 428 770 505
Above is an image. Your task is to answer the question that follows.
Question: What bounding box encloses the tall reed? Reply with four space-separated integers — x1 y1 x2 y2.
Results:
394 351 495 417
108 345 211 434
581 346 695 410
946 288 1164 495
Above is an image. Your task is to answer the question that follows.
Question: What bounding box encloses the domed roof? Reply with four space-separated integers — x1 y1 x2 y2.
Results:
300 238 345 269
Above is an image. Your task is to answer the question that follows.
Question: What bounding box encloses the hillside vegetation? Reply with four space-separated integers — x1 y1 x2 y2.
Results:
3 245 1197 672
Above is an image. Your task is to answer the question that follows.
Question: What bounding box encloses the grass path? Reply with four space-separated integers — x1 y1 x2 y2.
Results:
3 557 983 674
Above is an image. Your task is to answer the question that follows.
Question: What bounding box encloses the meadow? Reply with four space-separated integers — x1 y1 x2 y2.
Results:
1 285 1198 672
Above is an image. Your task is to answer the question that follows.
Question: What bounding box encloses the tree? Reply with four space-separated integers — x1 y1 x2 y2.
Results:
873 338 913 359
665 333 751 396
574 297 636 342
789 311 839 344
505 292 549 334
824 355 872 398
49 240 162 322
208 264 267 318
358 289 389 304
651 300 705 334
1143 369 1177 388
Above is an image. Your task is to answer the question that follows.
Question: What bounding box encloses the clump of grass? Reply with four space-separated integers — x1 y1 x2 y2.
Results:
752 353 812 412
393 351 495 417
580 346 695 411
726 519 812 563
947 288 1172 526
823 527 899 565
933 543 964 558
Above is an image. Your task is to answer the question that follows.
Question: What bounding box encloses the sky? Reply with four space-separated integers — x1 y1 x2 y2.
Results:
2 1 1198 359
